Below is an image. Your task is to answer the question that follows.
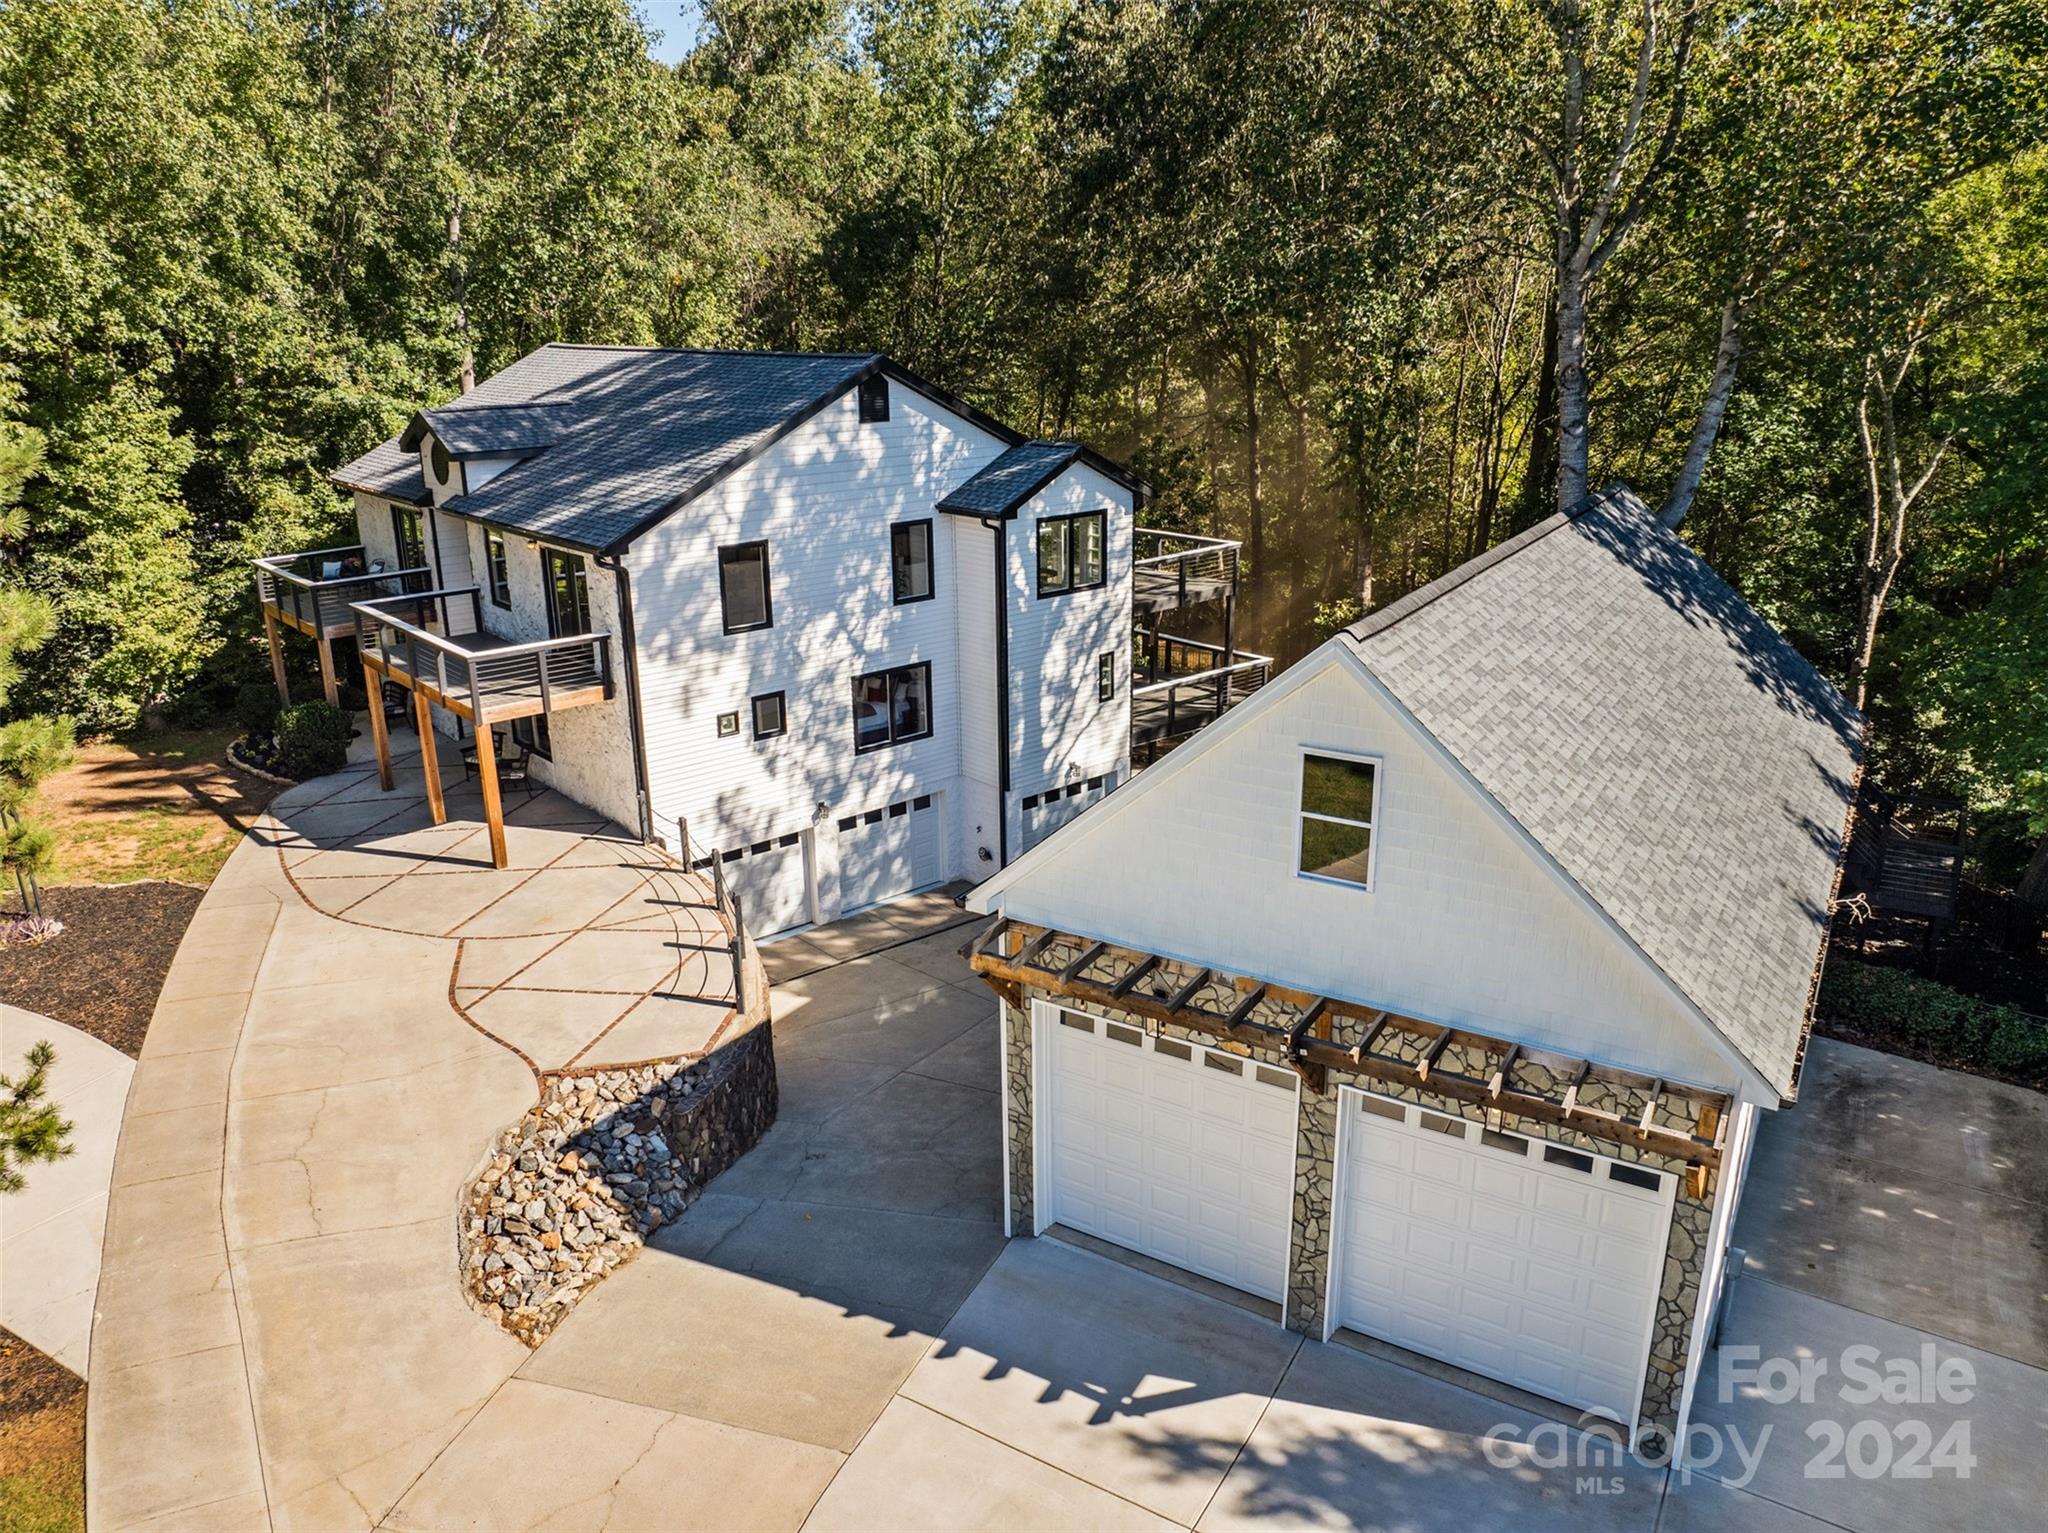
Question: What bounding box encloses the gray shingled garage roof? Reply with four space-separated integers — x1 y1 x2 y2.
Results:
336 346 888 551
1345 487 1863 1098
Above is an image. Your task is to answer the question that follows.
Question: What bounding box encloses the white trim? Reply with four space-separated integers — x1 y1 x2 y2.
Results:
1293 745 1381 893
1672 1099 1759 1457
1029 1000 1055 1236
1322 1084 1353 1343
1324 1082 1671 1449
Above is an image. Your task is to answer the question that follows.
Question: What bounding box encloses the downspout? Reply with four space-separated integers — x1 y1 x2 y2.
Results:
982 513 1012 867
596 551 656 846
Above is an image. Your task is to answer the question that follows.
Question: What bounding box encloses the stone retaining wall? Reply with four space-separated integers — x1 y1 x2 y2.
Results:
459 1023 777 1344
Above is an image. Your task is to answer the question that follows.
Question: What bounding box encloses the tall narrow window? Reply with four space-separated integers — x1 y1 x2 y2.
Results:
719 541 772 633
1098 652 1116 701
892 520 933 604
752 691 786 740
392 506 427 572
850 662 932 753
1297 752 1377 889
1036 511 1106 597
542 548 590 637
858 374 890 422
484 528 511 608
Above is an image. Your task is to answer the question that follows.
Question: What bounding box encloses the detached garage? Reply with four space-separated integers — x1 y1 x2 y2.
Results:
1328 1088 1672 1426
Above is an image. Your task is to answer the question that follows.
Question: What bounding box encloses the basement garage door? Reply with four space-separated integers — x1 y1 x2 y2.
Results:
1040 1002 1297 1302
1331 1089 1673 1426
836 794 940 912
720 833 811 939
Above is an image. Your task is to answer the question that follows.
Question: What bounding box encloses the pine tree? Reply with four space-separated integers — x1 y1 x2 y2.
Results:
0 1040 74 1195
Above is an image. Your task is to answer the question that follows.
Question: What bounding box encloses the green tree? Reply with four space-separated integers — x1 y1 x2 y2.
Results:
0 1040 73 1195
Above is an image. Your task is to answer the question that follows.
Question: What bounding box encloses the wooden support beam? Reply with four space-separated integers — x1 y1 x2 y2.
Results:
362 659 393 792
316 635 339 707
263 607 290 706
960 916 1009 963
476 723 508 870
1224 985 1268 1030
1286 999 1328 1059
1110 954 1162 1000
1488 1045 1519 1100
1061 941 1110 985
1165 967 1211 1015
1015 927 1059 972
1350 1010 1389 1063
1638 1079 1664 1133
1696 1100 1722 1147
414 692 446 825
1559 1059 1593 1118
1416 1027 1453 1082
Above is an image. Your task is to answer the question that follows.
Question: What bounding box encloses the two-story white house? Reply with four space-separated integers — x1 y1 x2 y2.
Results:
261 345 1149 936
962 488 1863 1455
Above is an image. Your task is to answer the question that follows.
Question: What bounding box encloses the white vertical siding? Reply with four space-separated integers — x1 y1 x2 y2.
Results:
982 658 1737 1088
950 513 1004 871
621 380 1009 887
1006 463 1134 815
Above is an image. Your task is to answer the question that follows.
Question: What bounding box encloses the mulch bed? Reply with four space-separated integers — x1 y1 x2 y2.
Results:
0 1325 85 1533
0 883 206 1057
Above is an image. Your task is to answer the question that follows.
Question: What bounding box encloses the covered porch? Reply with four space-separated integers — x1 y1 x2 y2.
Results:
253 544 434 706
351 585 615 871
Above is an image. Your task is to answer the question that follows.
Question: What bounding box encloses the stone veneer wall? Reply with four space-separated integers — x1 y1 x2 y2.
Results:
460 1023 777 1344
1008 984 1719 1445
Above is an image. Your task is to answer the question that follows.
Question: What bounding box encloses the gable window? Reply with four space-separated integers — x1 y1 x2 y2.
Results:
1297 751 1377 889
542 548 590 638
719 541 773 633
858 374 890 423
891 520 933 604
484 529 512 608
1036 511 1106 597
1097 652 1116 702
392 507 427 572
752 691 786 741
851 662 932 753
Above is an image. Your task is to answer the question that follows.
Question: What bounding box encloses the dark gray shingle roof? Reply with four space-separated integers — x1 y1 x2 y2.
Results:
936 440 1086 517
336 346 887 550
405 402 582 458
1346 487 1862 1098
332 438 429 505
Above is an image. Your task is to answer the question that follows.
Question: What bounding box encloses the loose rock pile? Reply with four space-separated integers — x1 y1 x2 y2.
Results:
458 1028 775 1345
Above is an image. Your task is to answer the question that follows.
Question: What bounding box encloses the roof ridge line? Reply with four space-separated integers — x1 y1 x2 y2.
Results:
538 342 880 360
1345 487 1623 645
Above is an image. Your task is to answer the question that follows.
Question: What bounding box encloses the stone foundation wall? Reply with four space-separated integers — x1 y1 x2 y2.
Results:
459 1023 777 1344
1002 1001 1034 1235
1013 985 1719 1444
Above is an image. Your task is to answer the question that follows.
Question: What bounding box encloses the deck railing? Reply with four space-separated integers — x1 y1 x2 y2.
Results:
1132 634 1272 740
675 820 753 1017
349 585 613 724
1134 529 1240 609
253 545 434 633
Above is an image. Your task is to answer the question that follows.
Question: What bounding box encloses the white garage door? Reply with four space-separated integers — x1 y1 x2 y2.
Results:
1021 774 1115 852
837 794 940 912
720 833 811 939
1332 1089 1673 1425
1041 1003 1297 1302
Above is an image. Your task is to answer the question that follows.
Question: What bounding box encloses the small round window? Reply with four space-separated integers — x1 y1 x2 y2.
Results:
430 439 451 482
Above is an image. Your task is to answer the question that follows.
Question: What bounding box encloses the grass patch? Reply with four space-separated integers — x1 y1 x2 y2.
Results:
0 1327 84 1533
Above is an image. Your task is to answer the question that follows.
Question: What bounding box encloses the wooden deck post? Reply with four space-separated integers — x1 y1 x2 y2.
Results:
414 692 446 825
263 608 290 706
476 724 509 870
362 661 393 792
316 635 339 707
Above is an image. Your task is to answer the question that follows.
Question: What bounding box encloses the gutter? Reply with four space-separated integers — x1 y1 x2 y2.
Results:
595 551 656 846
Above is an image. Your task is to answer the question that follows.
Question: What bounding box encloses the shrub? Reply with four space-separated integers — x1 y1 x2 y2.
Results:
1817 957 2048 1086
273 699 353 778
234 680 281 740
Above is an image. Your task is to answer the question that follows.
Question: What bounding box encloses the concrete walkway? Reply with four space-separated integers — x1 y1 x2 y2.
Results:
85 735 762 1532
0 1003 134 1377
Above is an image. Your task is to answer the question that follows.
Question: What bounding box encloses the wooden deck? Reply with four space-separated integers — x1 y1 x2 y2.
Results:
253 546 435 705
1133 530 1240 618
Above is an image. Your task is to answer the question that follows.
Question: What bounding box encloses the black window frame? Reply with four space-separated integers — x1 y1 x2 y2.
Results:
751 690 787 741
1036 510 1107 598
484 527 512 609
541 547 591 638
891 519 935 605
850 661 933 755
1097 651 1116 702
858 374 890 423
718 541 774 634
509 713 552 760
391 506 427 572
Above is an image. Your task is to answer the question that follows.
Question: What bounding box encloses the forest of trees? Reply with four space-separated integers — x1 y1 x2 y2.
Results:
1 0 2044 891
